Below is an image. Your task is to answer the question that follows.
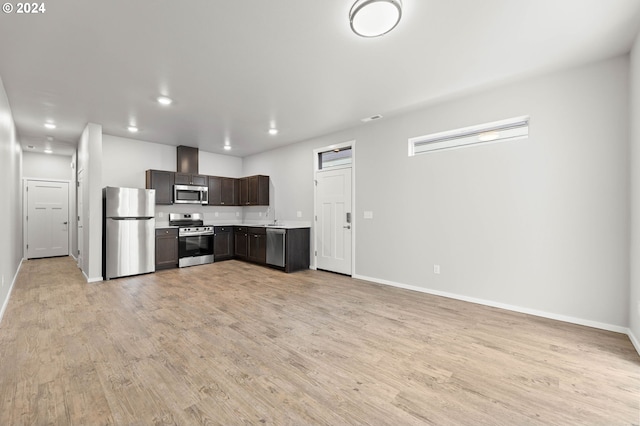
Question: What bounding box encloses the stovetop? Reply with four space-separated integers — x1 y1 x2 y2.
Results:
169 213 213 236
169 212 204 227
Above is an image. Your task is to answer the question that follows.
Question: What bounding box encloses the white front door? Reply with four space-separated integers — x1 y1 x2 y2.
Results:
316 167 352 275
26 180 69 259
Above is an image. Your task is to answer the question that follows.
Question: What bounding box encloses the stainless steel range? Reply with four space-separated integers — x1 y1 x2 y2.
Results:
169 213 214 267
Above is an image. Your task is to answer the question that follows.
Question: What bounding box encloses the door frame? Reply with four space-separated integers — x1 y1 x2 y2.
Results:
22 178 72 259
312 140 356 274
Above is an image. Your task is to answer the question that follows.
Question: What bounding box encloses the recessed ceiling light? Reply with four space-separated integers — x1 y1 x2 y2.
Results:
44 122 56 129
127 125 139 133
268 128 278 136
156 96 173 106
44 149 53 154
224 145 232 151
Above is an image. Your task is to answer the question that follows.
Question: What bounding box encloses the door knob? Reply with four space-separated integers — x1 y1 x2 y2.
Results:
343 225 351 229
63 222 68 225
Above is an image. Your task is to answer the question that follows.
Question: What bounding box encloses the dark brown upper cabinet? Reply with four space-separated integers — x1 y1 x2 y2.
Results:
145 170 174 205
208 176 238 206
175 173 208 186
239 175 269 206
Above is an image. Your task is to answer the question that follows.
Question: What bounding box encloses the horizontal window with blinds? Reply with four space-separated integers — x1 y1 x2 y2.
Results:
408 116 529 156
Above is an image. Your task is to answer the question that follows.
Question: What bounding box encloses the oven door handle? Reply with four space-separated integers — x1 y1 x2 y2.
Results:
179 232 214 237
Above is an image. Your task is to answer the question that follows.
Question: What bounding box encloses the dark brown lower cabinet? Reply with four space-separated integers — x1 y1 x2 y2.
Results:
213 226 234 261
155 228 178 270
234 227 248 259
283 228 310 273
247 227 267 264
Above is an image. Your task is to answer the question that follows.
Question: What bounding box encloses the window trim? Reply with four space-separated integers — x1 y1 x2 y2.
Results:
408 115 530 156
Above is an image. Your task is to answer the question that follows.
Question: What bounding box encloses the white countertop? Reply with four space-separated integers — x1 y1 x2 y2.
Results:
205 222 311 230
156 222 311 230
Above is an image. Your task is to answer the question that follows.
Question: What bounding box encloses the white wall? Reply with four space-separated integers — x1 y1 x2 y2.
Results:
630 34 640 350
0 75 23 321
101 134 244 224
77 123 103 282
243 138 330 225
102 135 175 188
22 152 73 181
70 151 78 259
244 55 630 331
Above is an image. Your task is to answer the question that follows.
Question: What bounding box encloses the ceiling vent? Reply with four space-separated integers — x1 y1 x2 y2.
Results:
361 114 383 123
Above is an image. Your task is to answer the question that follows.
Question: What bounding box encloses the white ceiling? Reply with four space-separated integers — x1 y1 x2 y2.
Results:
1 0 639 158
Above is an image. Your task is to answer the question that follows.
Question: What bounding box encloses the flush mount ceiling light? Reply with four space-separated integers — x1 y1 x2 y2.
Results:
156 95 173 106
44 122 56 129
349 0 403 38
268 128 278 136
127 125 139 133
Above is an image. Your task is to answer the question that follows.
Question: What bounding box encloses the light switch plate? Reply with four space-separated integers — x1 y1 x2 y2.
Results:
297 211 302 218
434 264 441 274
364 211 373 219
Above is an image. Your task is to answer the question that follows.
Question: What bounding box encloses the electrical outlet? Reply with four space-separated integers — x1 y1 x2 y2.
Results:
158 212 164 218
236 212 240 217
364 211 373 219
297 211 302 218
259 212 262 217
433 264 441 274
214 212 219 217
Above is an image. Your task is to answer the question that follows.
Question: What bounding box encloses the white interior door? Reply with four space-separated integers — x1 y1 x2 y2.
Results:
26 180 69 259
316 167 352 275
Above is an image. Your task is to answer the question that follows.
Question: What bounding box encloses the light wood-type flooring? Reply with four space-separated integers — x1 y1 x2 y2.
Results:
0 256 638 425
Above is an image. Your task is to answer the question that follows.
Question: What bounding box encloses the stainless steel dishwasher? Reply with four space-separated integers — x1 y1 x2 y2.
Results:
266 228 286 267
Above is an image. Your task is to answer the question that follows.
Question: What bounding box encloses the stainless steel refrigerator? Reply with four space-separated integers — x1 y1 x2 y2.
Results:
103 187 156 280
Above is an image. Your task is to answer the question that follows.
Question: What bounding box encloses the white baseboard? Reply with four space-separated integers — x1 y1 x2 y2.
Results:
0 258 24 325
81 269 103 283
353 273 629 335
628 329 640 356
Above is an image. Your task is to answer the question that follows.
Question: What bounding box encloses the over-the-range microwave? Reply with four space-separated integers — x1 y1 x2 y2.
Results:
174 184 209 204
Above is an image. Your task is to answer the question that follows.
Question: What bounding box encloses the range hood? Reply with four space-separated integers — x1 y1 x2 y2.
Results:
177 145 199 174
